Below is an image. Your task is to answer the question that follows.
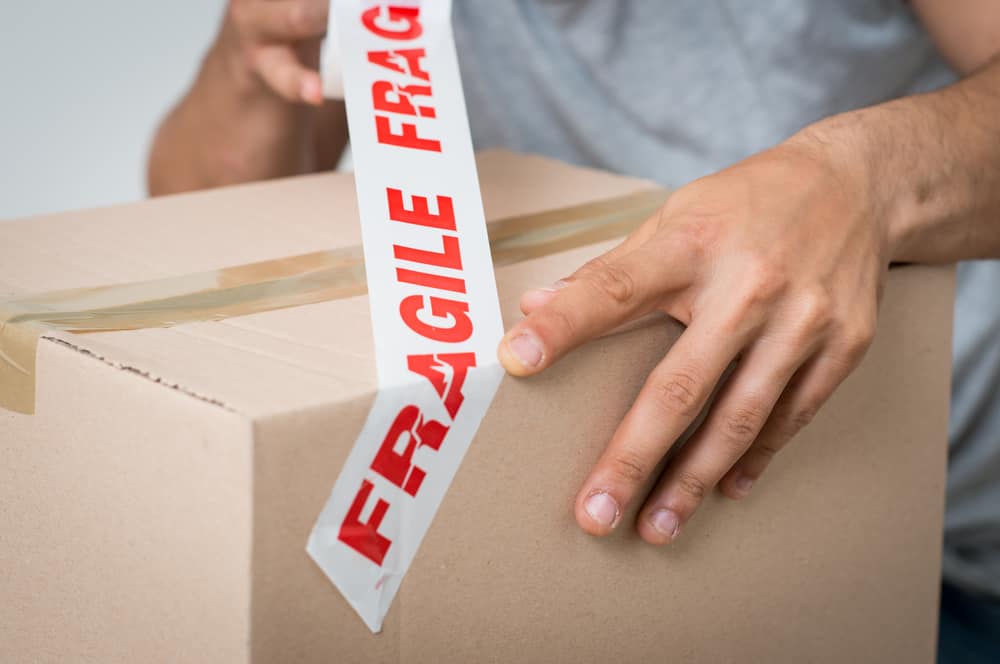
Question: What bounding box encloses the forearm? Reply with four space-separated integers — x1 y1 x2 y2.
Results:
796 55 1000 263
147 24 317 196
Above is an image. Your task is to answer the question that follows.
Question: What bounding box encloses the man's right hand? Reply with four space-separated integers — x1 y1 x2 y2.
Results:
225 0 330 105
148 0 348 195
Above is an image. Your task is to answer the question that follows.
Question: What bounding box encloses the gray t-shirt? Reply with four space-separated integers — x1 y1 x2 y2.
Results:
453 0 1000 597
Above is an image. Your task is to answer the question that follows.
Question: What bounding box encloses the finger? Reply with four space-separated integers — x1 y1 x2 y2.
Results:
573 306 756 536
499 242 695 377
253 45 323 104
721 311 874 495
719 349 859 497
636 339 805 545
518 226 652 316
518 280 566 315
230 0 328 42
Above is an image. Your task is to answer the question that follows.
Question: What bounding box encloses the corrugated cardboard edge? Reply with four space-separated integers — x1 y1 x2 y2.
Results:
44 333 239 413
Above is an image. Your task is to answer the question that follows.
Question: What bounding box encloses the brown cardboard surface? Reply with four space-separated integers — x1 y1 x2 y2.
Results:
1 338 253 662
0 151 656 418
0 151 952 663
0 188 667 415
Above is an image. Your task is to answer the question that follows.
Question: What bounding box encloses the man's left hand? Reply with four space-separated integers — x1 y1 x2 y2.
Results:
498 134 888 544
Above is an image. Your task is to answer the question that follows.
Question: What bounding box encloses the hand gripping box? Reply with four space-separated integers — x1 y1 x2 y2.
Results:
0 151 951 663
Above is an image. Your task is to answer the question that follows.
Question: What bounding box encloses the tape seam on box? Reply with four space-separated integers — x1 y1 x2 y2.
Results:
0 188 666 410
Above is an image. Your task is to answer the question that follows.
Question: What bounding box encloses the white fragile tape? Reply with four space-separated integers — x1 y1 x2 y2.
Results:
319 11 345 99
307 0 505 633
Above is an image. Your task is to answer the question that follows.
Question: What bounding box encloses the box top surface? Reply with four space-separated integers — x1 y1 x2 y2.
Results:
0 151 656 418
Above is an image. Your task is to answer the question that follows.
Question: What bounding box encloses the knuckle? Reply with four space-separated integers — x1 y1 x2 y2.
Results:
788 402 820 432
609 450 649 484
577 257 636 305
721 403 767 448
741 258 789 305
651 369 703 418
796 289 835 334
229 0 250 29
659 189 722 251
675 470 709 502
722 260 788 326
775 393 822 436
843 319 876 361
673 215 717 259
827 320 874 370
751 439 782 462
784 289 835 348
539 305 578 340
287 2 314 33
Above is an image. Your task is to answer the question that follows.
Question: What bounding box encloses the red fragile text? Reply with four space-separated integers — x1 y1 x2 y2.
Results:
362 6 441 152
338 185 478 566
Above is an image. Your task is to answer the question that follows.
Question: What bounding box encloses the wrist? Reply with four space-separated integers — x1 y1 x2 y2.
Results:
784 109 905 261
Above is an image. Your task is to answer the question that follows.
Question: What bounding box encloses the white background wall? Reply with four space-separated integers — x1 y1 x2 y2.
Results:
0 1 228 221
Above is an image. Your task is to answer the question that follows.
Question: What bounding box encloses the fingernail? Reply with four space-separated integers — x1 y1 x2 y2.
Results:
584 491 620 529
539 279 569 293
507 332 543 368
649 509 681 540
731 473 754 498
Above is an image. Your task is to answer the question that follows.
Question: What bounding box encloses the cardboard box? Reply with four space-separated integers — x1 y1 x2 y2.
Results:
0 151 951 663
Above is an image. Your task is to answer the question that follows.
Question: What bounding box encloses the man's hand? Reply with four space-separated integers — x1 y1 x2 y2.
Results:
498 135 889 544
497 8 1000 544
149 0 348 195
225 0 329 105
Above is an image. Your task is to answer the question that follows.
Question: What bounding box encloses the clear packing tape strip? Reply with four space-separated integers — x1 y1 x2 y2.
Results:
0 188 668 416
